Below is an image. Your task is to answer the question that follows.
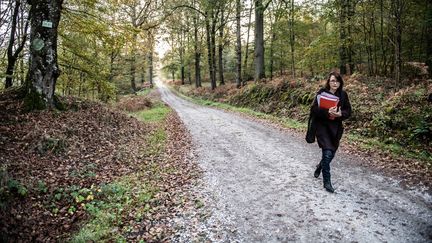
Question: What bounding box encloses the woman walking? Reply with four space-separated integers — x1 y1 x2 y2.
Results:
309 72 352 193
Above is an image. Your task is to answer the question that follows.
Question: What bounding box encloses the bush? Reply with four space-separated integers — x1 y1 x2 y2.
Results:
116 96 153 112
369 84 432 147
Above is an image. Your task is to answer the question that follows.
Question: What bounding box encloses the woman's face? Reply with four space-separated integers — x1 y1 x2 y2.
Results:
329 75 340 91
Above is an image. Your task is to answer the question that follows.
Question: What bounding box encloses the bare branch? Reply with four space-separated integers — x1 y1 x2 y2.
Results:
170 4 205 17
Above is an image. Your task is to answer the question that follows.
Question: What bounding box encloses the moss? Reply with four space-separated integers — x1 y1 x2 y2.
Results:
23 88 67 112
53 95 66 111
23 89 46 111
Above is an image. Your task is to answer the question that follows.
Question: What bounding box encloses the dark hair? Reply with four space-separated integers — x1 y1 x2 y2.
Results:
324 71 344 93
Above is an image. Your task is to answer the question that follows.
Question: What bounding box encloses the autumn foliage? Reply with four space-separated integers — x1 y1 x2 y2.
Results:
115 95 153 112
0 89 199 241
171 75 432 190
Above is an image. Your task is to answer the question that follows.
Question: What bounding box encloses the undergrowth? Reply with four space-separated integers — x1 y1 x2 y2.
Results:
71 93 171 241
171 74 432 165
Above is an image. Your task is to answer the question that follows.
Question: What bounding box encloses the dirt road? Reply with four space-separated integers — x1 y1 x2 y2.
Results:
158 81 431 242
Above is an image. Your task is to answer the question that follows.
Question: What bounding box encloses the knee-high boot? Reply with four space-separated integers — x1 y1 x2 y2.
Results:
321 149 335 193
323 173 334 193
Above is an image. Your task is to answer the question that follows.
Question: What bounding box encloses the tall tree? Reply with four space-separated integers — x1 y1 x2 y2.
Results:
147 30 156 87
243 3 253 85
235 0 242 88
120 0 161 92
338 0 348 75
288 0 295 77
254 0 272 81
392 0 404 84
25 0 64 109
4 0 28 89
204 0 219 90
379 0 387 75
426 0 432 77
192 2 202 88
268 0 283 80
218 5 225 86
346 0 355 74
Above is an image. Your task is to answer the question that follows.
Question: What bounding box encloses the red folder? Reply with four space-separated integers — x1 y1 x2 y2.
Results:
317 93 339 120
318 95 339 109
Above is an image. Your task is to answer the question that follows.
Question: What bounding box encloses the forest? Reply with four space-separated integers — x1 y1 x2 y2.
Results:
0 0 431 241
4 0 427 156
1 0 431 98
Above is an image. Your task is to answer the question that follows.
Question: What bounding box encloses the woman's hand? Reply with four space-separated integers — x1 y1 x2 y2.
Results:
329 106 342 117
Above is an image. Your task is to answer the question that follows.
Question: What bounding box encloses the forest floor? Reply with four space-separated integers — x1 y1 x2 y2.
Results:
1 78 431 242
0 88 202 241
158 79 432 242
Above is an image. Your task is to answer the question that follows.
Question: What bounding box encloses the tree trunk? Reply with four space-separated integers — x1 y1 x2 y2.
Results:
426 1 432 77
236 0 242 88
211 15 217 89
130 55 137 92
218 7 225 85
393 0 403 84
193 13 201 88
188 67 192 85
180 25 185 85
78 72 83 97
372 5 378 76
254 0 266 81
186 17 192 85
346 0 355 74
289 0 295 78
279 50 283 76
338 0 348 75
269 30 275 80
180 43 185 85
388 16 395 77
25 0 63 109
5 0 20 89
148 52 153 87
5 0 28 89
362 9 372 75
130 33 137 92
19 55 25 85
205 10 217 90
243 4 253 85
180 61 185 85
380 0 387 76
205 14 214 88
109 50 117 82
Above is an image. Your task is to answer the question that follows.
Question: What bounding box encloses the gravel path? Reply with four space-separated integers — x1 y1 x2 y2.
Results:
158 81 432 243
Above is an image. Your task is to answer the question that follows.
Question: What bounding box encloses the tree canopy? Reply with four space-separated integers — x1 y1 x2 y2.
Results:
0 0 430 106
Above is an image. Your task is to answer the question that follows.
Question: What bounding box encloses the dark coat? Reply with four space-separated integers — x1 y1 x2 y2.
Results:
311 88 352 151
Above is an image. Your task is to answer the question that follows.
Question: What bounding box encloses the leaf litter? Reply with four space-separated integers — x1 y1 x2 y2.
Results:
0 89 202 241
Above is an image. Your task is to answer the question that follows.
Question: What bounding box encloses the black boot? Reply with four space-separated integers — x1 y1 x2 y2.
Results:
314 163 322 178
324 182 335 193
323 175 335 193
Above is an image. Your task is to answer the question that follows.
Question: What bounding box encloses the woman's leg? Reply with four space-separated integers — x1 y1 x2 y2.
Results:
321 149 335 192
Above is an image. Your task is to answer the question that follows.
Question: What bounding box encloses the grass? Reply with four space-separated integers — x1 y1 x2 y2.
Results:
137 88 153 97
171 84 431 167
347 133 432 164
132 102 170 122
71 97 171 242
71 176 156 243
